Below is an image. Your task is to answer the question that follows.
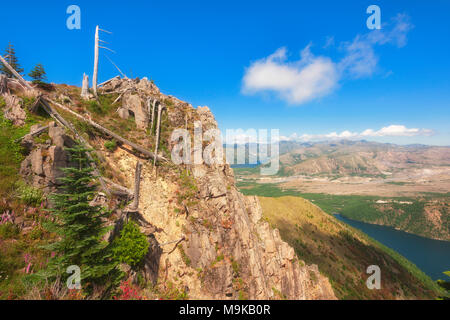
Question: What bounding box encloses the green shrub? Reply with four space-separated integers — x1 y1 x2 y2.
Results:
29 226 44 240
104 140 118 152
113 221 149 268
0 115 28 196
87 101 104 115
178 245 191 266
231 259 240 274
0 223 20 239
17 183 43 207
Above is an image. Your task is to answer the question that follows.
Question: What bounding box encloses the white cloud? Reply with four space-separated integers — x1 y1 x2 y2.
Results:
339 13 413 78
242 46 338 104
242 14 413 105
284 125 434 142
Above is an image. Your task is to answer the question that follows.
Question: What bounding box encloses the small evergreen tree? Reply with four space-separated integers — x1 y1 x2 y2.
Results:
0 42 24 77
112 221 149 268
41 145 121 295
28 63 47 84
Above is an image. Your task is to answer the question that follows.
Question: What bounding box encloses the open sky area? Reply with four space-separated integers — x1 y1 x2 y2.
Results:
1 0 449 145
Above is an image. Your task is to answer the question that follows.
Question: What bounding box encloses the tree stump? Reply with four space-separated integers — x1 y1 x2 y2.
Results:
81 73 90 99
0 74 7 94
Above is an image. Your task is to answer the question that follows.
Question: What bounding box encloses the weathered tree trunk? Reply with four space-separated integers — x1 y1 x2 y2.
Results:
153 104 166 167
150 99 158 135
81 73 90 99
0 74 8 94
98 75 120 87
15 125 49 143
92 26 99 96
102 177 133 198
131 161 142 210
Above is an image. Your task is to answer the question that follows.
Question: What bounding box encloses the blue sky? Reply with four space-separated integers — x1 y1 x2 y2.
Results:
1 0 449 145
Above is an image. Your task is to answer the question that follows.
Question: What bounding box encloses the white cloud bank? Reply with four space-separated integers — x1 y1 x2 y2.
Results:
223 125 434 145
242 14 413 105
280 125 434 142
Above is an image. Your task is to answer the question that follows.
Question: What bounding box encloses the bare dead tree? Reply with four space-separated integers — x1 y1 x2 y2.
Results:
131 161 143 210
92 26 113 96
149 98 159 135
81 73 90 99
153 104 166 168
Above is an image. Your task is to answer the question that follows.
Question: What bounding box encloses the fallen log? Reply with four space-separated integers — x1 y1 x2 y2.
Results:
0 55 33 90
98 75 120 87
0 53 130 197
15 125 49 143
102 177 133 197
49 99 168 163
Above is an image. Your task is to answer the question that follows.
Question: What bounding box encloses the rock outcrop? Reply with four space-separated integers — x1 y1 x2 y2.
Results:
100 78 336 300
178 107 335 299
2 93 26 126
13 76 336 299
20 121 74 193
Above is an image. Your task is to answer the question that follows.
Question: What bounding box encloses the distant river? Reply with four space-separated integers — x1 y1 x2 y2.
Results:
333 214 450 281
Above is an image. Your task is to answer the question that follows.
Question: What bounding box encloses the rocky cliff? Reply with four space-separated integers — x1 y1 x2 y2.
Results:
98 77 336 299
6 76 336 300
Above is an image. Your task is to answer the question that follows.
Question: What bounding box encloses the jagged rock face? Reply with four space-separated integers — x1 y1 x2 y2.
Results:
183 107 335 299
102 77 336 299
2 93 26 126
20 122 74 193
182 163 336 300
102 77 172 130
121 94 148 129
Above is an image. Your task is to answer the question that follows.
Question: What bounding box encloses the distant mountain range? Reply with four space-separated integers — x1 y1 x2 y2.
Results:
226 140 450 177
276 140 450 177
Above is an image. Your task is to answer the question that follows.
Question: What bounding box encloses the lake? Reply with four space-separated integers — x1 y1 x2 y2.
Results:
333 214 450 281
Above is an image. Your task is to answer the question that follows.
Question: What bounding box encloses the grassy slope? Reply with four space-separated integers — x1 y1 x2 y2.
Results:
258 196 443 299
0 97 54 299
